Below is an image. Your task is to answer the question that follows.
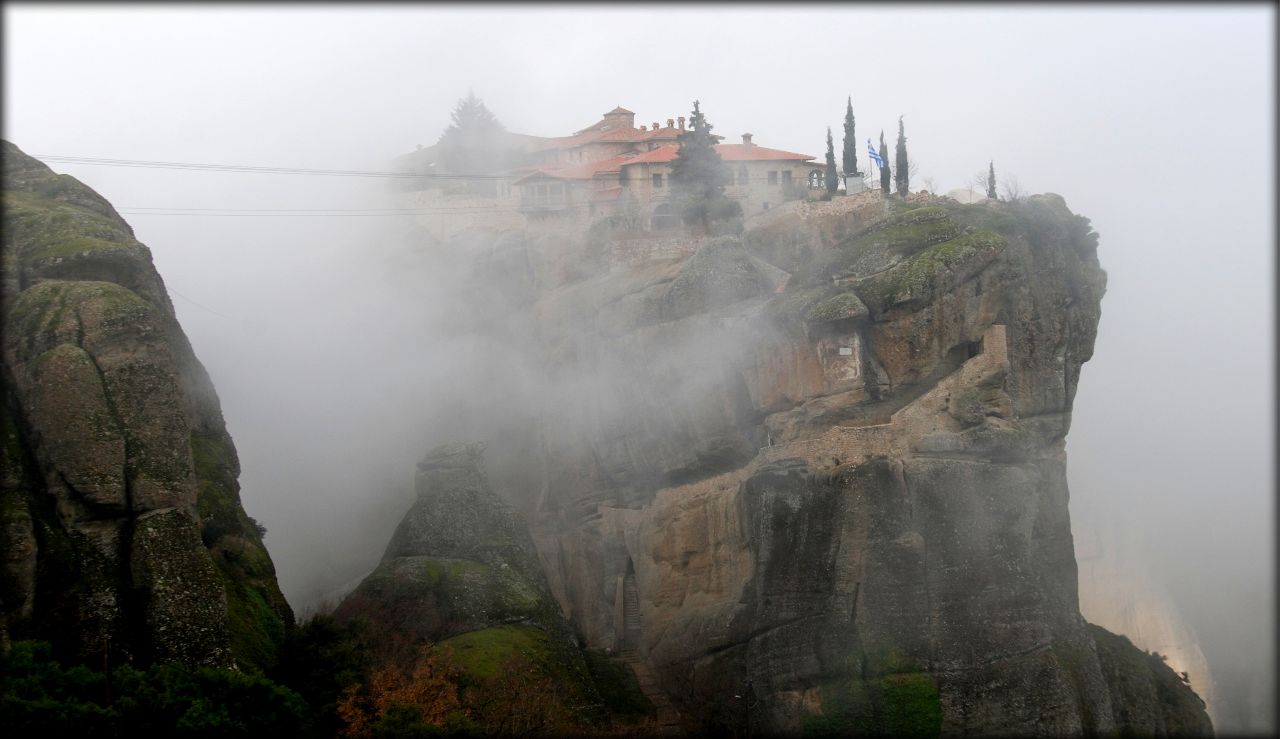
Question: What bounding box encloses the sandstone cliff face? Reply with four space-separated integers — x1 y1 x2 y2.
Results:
450 191 1211 734
0 142 292 670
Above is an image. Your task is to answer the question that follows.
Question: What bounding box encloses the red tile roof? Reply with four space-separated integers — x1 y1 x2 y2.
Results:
620 145 679 165
596 126 682 143
512 153 639 183
716 143 817 162
619 143 816 166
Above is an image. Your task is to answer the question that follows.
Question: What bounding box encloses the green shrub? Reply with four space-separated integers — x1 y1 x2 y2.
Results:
0 641 312 737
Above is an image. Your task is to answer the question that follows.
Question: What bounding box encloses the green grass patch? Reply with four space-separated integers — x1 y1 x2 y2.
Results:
803 671 941 738
880 672 943 736
434 625 552 680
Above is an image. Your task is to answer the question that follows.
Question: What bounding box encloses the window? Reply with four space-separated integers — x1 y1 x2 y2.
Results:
768 171 778 185
781 171 792 185
652 173 664 188
763 202 770 210
738 166 749 186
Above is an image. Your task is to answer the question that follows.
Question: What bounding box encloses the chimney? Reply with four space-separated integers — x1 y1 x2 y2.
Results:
667 118 675 128
639 124 647 131
678 116 686 130
653 121 660 131
741 133 753 148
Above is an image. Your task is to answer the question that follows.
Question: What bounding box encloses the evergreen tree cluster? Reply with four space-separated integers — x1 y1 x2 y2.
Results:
823 96 912 197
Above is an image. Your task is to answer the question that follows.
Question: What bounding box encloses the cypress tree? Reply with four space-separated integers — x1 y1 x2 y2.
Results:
825 127 838 195
670 100 739 234
894 116 909 196
842 96 858 176
987 161 997 199
878 131 891 195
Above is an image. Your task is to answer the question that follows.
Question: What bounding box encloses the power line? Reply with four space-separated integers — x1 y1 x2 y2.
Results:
120 206 428 212
119 211 447 217
168 287 240 322
41 152 835 218
36 153 829 186
34 153 508 180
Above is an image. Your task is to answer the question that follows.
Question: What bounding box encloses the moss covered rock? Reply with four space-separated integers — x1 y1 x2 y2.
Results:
0 141 292 672
336 443 562 642
130 508 232 667
336 443 609 720
660 235 773 321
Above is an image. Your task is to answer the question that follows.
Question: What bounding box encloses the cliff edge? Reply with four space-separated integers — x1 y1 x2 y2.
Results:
448 190 1212 735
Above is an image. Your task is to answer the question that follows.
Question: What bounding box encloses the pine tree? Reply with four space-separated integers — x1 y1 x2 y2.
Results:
434 93 525 197
670 100 739 234
987 161 997 200
894 116 909 196
437 92 508 176
878 131 891 195
842 96 858 176
825 127 838 195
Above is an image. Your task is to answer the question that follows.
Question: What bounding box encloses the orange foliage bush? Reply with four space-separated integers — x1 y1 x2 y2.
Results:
336 647 466 737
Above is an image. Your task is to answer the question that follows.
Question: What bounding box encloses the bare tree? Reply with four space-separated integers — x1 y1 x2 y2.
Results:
966 170 989 200
1000 174 1024 202
922 176 937 194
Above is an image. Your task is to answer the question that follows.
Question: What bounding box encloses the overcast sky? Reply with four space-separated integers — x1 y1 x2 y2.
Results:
4 3 1273 731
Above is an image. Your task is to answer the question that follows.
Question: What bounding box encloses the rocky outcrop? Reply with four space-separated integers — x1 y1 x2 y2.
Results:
0 141 292 670
449 190 1211 734
335 443 568 643
1075 508 1220 726
334 442 608 712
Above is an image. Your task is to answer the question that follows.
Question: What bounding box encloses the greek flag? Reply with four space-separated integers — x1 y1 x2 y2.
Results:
867 139 885 169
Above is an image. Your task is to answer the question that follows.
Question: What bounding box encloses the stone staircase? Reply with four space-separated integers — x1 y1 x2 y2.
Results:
623 575 642 644
619 576 684 732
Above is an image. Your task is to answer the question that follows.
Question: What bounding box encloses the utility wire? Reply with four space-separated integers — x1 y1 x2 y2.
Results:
43 152 836 217
35 154 475 179
36 153 828 185
167 286 240 322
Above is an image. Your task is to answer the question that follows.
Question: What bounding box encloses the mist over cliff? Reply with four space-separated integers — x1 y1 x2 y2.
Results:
3 4 1272 735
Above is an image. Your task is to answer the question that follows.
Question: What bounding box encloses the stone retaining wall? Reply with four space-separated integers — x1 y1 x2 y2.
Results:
608 235 705 270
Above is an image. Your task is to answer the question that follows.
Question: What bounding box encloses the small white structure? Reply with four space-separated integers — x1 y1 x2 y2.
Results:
945 188 990 204
843 172 868 194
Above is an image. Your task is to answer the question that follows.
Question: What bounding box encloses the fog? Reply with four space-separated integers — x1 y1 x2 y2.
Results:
4 4 1273 734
